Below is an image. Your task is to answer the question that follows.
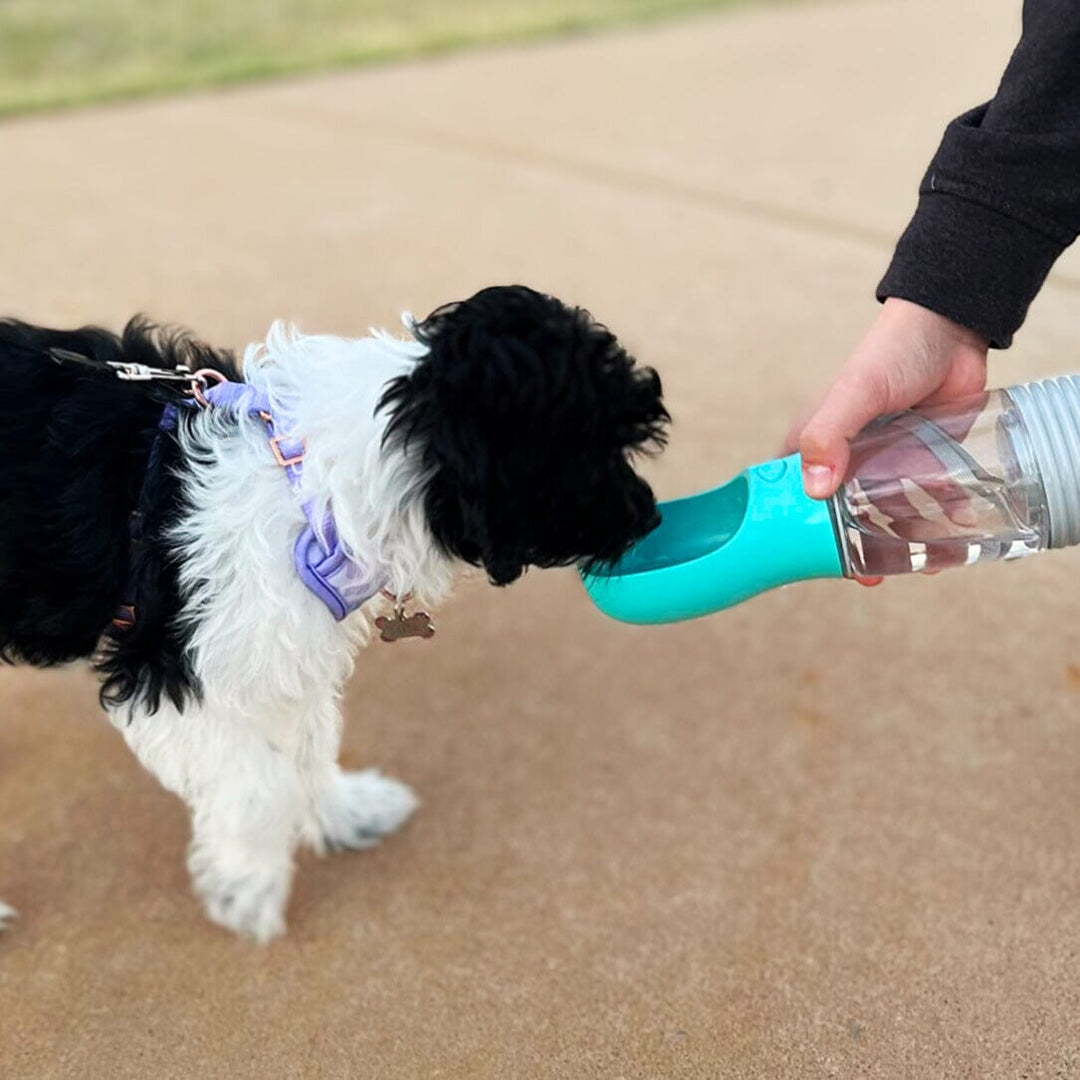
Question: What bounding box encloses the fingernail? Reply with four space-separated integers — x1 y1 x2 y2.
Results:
802 464 833 497
950 505 980 528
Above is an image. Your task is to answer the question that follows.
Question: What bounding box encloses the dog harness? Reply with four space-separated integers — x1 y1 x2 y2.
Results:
49 350 408 629
185 380 388 621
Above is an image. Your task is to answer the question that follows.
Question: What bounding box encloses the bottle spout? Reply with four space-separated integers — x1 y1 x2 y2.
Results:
581 455 845 624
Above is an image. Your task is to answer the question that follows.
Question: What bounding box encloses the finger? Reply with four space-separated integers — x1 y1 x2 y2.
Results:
934 488 981 529
781 419 805 457
845 525 914 576
798 370 891 499
858 479 965 543
890 516 954 543
781 397 823 456
848 432 983 529
858 486 955 544
891 474 982 530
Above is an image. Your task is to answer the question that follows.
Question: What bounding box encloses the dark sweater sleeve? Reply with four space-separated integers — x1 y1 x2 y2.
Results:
877 0 1080 348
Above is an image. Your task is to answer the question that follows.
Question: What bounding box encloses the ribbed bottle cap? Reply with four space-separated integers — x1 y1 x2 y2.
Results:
1009 375 1080 549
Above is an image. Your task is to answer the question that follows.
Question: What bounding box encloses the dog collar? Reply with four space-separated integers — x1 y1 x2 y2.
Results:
192 381 387 621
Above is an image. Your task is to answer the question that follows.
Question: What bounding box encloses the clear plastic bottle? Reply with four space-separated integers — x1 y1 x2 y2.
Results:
834 375 1080 578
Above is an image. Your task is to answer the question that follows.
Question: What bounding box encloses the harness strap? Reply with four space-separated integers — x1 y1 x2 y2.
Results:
199 381 388 621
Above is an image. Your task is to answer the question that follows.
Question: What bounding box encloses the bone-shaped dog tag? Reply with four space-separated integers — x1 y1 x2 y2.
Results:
376 608 435 643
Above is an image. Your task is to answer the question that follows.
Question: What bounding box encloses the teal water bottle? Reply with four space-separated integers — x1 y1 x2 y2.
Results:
582 375 1080 624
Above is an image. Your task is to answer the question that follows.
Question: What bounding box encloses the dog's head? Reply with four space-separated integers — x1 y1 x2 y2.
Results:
379 285 669 585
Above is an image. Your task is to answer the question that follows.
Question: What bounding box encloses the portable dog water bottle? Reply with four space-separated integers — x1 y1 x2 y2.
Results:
582 375 1080 624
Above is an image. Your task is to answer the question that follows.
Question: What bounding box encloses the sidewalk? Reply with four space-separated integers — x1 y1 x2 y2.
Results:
3 2 1079 1077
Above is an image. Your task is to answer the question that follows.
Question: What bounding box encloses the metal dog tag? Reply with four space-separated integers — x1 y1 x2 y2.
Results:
376 591 436 643
376 608 435 643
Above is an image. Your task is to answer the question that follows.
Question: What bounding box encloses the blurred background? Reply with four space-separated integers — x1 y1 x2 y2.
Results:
0 0 754 117
4 2 1080 1079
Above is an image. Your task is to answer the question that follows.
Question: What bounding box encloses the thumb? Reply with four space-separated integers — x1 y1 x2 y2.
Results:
797 369 889 499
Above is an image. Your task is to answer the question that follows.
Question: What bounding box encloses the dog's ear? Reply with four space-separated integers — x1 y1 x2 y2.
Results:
379 285 668 585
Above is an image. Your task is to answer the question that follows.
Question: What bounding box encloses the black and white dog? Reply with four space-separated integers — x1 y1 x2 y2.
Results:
0 285 667 940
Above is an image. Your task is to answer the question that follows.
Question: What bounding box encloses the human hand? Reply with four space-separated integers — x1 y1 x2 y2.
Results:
783 297 989 585
784 297 989 500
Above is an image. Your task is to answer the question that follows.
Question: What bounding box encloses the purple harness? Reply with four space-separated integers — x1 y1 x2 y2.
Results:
190 381 386 620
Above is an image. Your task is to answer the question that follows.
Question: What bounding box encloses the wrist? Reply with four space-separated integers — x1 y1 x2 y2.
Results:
880 296 989 355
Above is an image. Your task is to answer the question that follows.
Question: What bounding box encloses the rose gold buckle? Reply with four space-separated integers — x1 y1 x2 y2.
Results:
191 368 228 407
268 435 305 467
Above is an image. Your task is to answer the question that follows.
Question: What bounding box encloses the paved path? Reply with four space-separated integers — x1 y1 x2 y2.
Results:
4 2 1079 1076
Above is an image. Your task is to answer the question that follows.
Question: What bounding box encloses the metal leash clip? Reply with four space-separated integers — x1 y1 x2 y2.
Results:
48 350 226 403
108 361 194 383
105 359 227 405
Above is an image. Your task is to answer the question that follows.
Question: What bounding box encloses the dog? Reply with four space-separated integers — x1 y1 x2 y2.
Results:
0 285 668 940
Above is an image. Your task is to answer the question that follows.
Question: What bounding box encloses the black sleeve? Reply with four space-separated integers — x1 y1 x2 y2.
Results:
877 0 1080 348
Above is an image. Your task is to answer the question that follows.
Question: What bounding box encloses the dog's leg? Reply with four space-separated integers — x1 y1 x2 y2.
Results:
311 765 419 853
184 733 303 944
0 900 16 931
116 699 306 943
288 685 419 855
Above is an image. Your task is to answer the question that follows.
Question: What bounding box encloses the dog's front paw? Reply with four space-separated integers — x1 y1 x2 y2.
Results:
0 901 16 932
188 852 292 944
318 769 419 852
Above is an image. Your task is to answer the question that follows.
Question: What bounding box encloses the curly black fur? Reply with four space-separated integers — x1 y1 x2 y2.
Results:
380 285 669 585
0 317 238 713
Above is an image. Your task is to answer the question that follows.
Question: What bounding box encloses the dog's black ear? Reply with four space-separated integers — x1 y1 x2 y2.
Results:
379 285 668 584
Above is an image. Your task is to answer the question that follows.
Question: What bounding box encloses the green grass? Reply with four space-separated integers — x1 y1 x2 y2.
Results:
0 0 750 119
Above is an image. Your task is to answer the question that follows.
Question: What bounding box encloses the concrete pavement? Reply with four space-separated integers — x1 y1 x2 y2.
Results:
3 2 1080 1076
